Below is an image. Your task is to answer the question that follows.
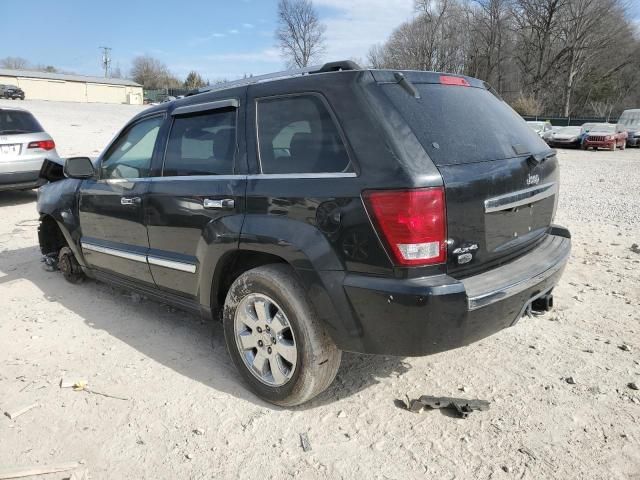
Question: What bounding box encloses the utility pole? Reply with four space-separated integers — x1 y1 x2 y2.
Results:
99 46 112 77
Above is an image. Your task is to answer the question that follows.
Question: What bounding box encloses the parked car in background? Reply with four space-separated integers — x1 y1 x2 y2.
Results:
526 120 553 137
0 84 25 100
546 126 583 148
37 61 570 406
0 107 59 191
542 125 560 143
582 123 627 151
618 109 640 147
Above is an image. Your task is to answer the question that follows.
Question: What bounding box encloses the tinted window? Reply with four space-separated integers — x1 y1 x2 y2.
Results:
257 95 351 174
0 110 43 134
101 115 162 179
381 83 548 166
163 109 236 176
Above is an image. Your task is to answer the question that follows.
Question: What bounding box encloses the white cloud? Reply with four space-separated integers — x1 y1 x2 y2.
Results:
189 32 226 46
315 0 415 63
229 29 240 34
205 48 281 63
242 23 255 29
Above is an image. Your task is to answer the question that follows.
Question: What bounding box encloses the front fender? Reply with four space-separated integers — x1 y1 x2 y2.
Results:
37 178 86 266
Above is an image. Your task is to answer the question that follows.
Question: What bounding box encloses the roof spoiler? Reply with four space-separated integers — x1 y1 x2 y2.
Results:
186 60 361 97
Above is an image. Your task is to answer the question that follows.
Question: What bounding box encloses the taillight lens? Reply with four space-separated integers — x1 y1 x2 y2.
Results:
363 187 447 266
28 140 55 151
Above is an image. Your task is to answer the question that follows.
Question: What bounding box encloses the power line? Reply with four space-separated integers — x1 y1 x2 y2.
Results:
99 46 112 77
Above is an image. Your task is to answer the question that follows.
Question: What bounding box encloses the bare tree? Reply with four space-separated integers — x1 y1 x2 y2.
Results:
184 71 206 90
0 56 29 70
130 55 181 89
276 0 326 68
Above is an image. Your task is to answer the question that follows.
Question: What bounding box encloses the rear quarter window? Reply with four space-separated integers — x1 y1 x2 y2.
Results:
379 83 547 166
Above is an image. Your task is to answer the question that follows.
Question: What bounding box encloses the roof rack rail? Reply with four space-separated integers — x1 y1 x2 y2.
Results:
186 60 361 97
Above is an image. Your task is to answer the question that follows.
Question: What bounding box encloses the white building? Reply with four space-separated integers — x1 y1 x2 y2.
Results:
0 69 143 105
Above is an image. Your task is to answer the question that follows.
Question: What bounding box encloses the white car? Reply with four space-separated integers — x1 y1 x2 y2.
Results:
0 107 60 191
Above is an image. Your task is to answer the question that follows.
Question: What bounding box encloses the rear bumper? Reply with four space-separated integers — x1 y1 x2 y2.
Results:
0 171 44 191
337 228 571 356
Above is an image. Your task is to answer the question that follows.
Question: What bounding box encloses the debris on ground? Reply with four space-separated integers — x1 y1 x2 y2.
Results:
60 377 128 401
628 382 639 391
631 243 640 254
398 395 490 419
60 377 88 389
618 344 631 352
566 377 577 385
3 403 39 420
193 428 204 435
0 461 79 479
299 432 312 452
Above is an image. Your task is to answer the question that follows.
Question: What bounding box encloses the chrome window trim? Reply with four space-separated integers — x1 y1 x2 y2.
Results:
171 99 239 117
249 172 357 179
484 182 557 214
147 256 197 273
81 242 147 264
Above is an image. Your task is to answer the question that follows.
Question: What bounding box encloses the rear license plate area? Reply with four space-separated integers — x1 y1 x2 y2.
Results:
0 144 21 158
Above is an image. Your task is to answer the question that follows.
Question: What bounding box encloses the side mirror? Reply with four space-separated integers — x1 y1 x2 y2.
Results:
64 157 95 179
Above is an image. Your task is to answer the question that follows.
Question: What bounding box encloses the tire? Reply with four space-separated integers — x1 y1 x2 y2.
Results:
58 246 85 284
222 264 341 406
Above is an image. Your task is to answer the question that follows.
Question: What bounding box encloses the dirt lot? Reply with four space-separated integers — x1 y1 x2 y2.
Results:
1 99 639 479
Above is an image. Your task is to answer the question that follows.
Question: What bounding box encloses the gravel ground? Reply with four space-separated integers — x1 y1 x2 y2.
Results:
0 100 639 479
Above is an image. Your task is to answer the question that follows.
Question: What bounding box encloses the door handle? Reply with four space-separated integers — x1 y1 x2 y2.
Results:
203 198 235 209
121 197 141 206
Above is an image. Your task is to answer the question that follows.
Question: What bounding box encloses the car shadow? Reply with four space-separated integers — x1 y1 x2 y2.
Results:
0 190 37 207
0 245 411 410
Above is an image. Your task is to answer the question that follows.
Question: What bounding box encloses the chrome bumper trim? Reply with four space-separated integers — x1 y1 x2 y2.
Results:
464 235 571 311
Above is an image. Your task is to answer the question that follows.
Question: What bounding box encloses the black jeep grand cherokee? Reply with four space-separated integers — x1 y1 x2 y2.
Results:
37 61 571 406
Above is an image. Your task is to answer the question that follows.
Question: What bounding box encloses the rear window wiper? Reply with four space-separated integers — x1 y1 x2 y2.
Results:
393 72 421 99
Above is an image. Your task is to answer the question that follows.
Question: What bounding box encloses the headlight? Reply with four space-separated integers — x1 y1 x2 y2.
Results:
606 135 613 140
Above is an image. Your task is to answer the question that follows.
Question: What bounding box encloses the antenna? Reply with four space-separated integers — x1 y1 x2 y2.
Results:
99 46 112 77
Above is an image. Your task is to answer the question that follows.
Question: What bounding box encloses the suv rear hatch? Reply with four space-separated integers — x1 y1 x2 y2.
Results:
371 71 558 277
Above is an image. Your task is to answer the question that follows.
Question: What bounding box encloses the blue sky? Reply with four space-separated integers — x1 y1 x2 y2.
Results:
0 0 415 82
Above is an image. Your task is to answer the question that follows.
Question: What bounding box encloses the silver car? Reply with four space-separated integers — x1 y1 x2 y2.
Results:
0 107 60 191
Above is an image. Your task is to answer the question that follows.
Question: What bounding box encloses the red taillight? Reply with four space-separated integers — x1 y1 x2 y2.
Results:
439 75 469 87
28 140 55 151
363 187 447 266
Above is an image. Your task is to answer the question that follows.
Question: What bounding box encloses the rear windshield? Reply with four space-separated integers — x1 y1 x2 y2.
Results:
380 83 547 165
0 110 43 134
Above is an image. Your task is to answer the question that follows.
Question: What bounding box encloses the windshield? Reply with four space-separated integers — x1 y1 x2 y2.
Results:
618 110 640 128
0 110 44 134
381 83 547 165
526 121 545 132
589 124 615 133
557 127 581 135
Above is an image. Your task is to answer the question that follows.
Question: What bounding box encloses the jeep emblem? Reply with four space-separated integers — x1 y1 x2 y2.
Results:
526 174 540 186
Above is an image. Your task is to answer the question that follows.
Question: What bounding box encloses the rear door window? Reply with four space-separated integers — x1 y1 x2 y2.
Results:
163 108 236 176
257 94 352 174
380 83 548 166
0 110 43 134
